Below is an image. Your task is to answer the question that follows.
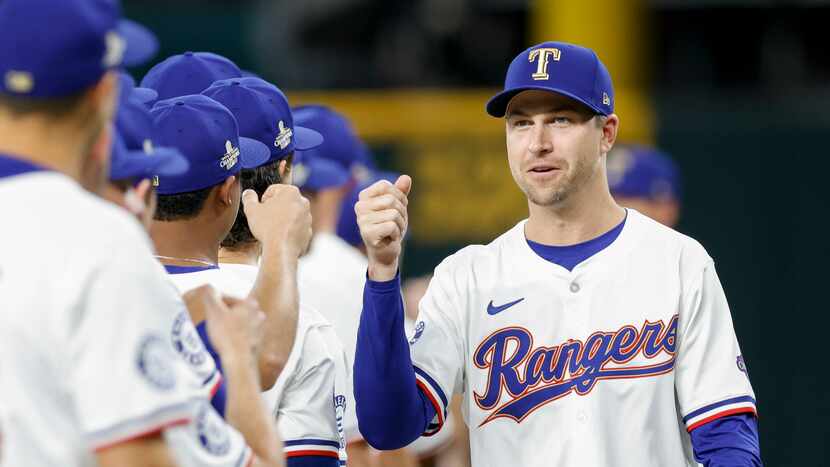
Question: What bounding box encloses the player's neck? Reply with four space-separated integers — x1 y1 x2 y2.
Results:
310 189 342 234
218 243 261 266
150 219 222 266
0 114 87 181
525 176 625 246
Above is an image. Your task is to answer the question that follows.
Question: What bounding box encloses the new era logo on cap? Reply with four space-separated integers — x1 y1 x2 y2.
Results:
486 41 615 118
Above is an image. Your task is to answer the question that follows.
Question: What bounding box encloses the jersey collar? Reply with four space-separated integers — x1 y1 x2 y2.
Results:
0 153 51 181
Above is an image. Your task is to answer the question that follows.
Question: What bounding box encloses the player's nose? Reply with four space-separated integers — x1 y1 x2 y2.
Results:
527 122 553 155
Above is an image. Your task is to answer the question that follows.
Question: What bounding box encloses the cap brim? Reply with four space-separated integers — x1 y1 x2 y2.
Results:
238 137 272 169
485 86 606 118
130 87 158 104
293 126 324 151
112 147 189 181
118 19 159 67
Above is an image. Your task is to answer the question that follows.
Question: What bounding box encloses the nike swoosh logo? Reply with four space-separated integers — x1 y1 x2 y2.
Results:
487 298 525 316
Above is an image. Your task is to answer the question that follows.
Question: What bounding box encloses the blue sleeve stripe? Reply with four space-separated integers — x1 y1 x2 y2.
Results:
285 456 340 467
284 439 341 448
683 396 757 422
413 366 449 409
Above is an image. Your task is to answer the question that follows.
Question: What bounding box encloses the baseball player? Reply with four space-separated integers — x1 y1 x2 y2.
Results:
105 82 289 467
0 1 286 466
0 1 198 465
607 144 681 228
352 41 761 466
204 77 350 466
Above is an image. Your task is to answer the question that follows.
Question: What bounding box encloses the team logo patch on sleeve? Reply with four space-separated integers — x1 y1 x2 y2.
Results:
196 403 231 456
736 355 749 377
136 334 177 391
171 311 207 367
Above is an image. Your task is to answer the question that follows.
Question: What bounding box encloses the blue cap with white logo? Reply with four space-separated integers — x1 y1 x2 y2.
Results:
0 0 159 98
141 52 243 102
202 77 323 164
110 95 187 181
292 151 350 192
293 105 375 175
607 145 680 202
150 94 270 195
486 41 614 118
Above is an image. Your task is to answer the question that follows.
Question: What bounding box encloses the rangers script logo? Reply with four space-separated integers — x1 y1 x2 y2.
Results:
474 315 678 426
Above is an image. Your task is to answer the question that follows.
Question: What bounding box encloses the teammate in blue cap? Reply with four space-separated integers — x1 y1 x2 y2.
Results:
352 41 761 467
200 78 356 467
141 51 244 103
293 105 376 184
607 144 681 228
149 93 314 465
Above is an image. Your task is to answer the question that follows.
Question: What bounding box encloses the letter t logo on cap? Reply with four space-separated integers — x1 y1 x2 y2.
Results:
528 48 561 81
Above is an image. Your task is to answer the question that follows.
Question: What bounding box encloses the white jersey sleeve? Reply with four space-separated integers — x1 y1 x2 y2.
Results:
69 246 198 452
277 320 343 461
409 257 469 436
675 256 757 431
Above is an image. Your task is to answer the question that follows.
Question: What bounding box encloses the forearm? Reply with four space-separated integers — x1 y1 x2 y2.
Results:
690 414 762 466
251 242 300 389
354 272 434 450
222 352 284 465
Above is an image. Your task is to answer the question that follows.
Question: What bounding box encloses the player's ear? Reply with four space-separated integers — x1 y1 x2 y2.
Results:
599 113 620 155
278 153 293 185
217 175 238 207
84 70 119 124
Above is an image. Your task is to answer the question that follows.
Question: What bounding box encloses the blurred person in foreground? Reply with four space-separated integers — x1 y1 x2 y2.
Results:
207 78 351 466
352 41 761 467
607 144 681 228
0 0 205 465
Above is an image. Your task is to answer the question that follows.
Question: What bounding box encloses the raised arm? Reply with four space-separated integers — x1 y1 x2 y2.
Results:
241 185 313 390
351 176 438 449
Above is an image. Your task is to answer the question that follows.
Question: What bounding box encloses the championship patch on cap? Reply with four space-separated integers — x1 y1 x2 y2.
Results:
136 334 176 391
196 403 231 456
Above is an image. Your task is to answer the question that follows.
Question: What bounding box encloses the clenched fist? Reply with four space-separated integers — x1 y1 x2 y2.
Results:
242 184 312 257
355 175 412 281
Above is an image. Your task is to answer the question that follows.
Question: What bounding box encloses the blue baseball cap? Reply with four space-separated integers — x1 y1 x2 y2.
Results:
607 145 681 202
140 52 243 102
119 71 157 105
150 94 270 195
110 96 187 181
202 78 323 164
293 152 350 192
293 105 375 175
486 41 614 118
0 0 159 98
337 170 399 247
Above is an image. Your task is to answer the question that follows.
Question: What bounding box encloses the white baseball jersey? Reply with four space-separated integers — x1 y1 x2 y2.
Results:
170 263 348 463
0 171 198 466
298 232 367 442
409 210 756 467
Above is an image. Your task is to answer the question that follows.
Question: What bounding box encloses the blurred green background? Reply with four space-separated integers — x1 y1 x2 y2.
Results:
125 0 829 464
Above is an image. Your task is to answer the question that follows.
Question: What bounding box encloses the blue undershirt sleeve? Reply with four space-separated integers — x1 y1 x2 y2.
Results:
690 414 763 466
353 272 436 450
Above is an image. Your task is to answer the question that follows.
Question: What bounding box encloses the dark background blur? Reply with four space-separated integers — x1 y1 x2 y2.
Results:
125 1 829 464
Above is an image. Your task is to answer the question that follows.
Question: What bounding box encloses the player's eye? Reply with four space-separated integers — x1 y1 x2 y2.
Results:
551 116 572 126
512 119 532 128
